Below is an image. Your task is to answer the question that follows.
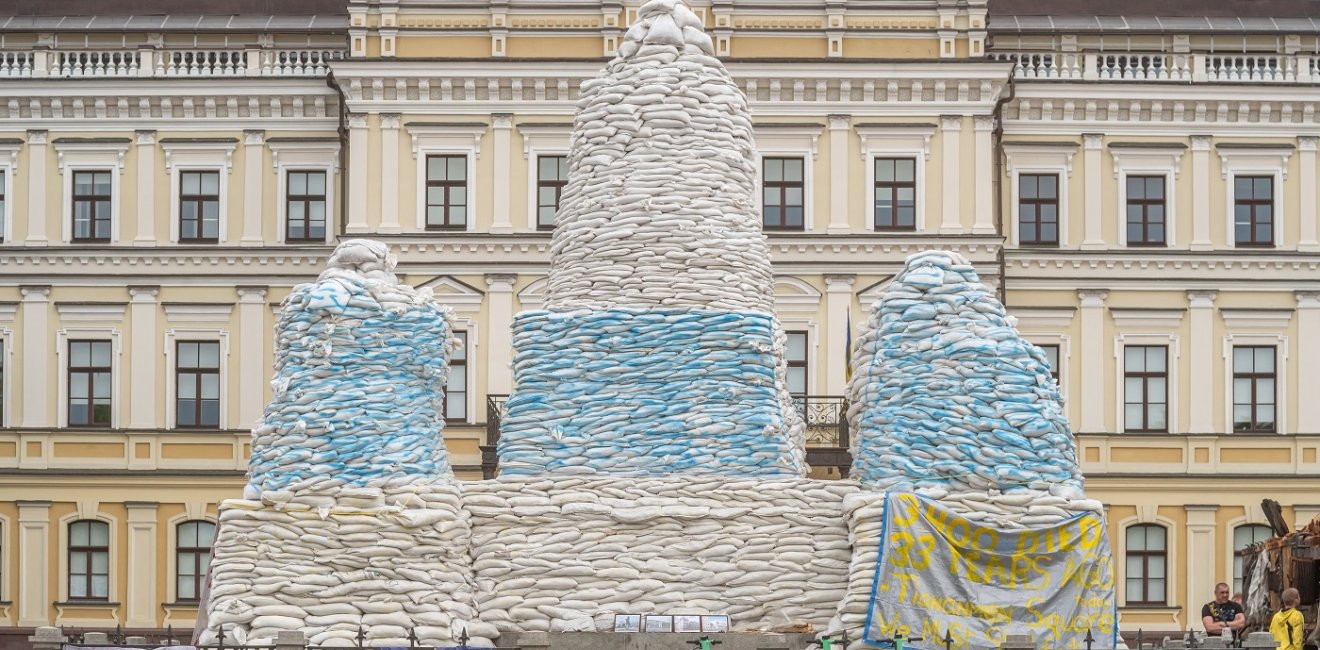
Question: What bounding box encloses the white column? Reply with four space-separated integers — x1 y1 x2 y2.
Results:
485 274 517 396
128 286 159 429
1297 292 1320 433
237 287 268 428
972 115 996 234
1298 137 1318 252
827 115 851 233
17 500 51 627
1078 289 1108 433
346 114 369 234
1188 290 1218 434
378 114 402 233
20 286 51 428
134 130 157 246
241 130 265 246
1186 504 1218 629
124 501 159 628
1081 134 1105 249
490 114 514 233
26 130 48 246
940 115 963 233
824 275 856 395
1191 135 1213 251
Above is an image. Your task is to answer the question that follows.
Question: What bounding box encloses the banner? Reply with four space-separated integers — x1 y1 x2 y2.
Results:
865 493 1117 650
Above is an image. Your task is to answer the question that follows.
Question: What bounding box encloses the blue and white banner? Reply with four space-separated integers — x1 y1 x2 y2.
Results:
865 493 1117 650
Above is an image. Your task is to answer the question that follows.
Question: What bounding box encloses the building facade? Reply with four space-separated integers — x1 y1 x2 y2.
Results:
0 0 1316 643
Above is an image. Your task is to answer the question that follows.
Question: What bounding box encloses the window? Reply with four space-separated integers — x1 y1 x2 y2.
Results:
176 520 215 601
444 331 467 422
787 331 808 398
1039 344 1060 384
68 340 112 427
1019 174 1059 245
873 158 916 230
1233 524 1272 594
425 155 467 230
1124 346 1168 433
176 342 220 429
1233 346 1275 432
1234 176 1273 247
72 170 112 242
68 520 109 600
763 157 805 231
178 171 220 242
286 171 327 242
0 169 6 243
537 155 568 231
1125 524 1167 605
1126 176 1166 246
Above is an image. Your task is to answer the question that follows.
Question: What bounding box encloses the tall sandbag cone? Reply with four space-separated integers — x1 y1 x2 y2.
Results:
247 239 458 495
845 250 1083 497
498 0 806 476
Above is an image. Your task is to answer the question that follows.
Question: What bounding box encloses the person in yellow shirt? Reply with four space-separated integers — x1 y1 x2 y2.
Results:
1270 587 1305 650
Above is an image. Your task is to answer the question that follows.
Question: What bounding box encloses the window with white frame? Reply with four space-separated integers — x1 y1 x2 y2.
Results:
56 138 129 244
1018 174 1059 246
68 520 110 600
68 340 112 427
269 138 338 244
873 158 917 231
1232 346 1276 432
176 341 221 429
1038 344 1060 384
1125 524 1167 605
1109 143 1182 248
1217 144 1290 249
179 171 221 243
1004 142 1076 248
1123 346 1168 433
176 520 215 601
161 139 236 244
0 168 6 243
786 331 808 399
1233 176 1274 247
445 331 467 422
286 170 328 242
1232 524 1272 594
763 157 805 231
425 155 468 230
536 155 568 231
71 170 113 242
1125 176 1167 246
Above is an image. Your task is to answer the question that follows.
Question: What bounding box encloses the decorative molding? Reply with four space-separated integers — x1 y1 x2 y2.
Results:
1009 307 1076 329
413 275 484 312
755 122 825 160
26 129 48 145
379 113 401 130
267 138 341 172
1297 291 1320 309
55 303 127 322
775 276 826 310
160 139 237 173
1002 141 1078 176
516 122 573 159
163 304 235 323
1187 290 1219 308
243 130 266 146
1216 145 1294 180
855 123 936 160
134 130 156 146
1109 309 1186 329
53 139 130 173
407 122 487 159
1219 309 1295 330
347 114 368 129
1108 145 1186 179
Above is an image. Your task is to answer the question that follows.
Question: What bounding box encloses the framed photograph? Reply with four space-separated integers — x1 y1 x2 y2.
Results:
674 615 702 633
613 614 641 633
643 615 674 633
702 615 730 633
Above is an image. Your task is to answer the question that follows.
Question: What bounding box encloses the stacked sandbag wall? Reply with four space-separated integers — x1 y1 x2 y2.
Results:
466 476 858 635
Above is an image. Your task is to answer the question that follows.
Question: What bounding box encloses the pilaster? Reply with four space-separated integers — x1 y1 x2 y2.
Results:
1078 289 1107 432
241 130 265 246
346 114 369 234
827 115 851 233
824 274 856 395
17 500 52 627
237 287 268 428
490 114 515 233
939 115 963 233
124 502 159 628
1188 291 1218 434
133 131 157 246
1185 504 1219 630
1298 137 1318 251
378 115 402 233
1296 292 1320 433
128 287 159 429
1081 134 1105 249
20 286 51 427
485 274 517 396
1191 136 1213 251
972 115 996 234
25 130 48 246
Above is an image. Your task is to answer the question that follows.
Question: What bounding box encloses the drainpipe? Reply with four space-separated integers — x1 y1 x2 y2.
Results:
327 70 350 241
992 75 1016 305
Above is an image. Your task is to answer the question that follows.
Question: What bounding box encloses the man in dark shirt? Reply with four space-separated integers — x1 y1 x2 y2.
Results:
1202 582 1246 638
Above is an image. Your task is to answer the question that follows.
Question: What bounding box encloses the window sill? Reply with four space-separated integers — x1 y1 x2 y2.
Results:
56 600 120 607
1233 243 1276 249
1120 604 1177 610
178 240 219 245
162 601 201 608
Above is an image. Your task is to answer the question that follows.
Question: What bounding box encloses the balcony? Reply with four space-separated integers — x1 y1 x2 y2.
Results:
482 394 852 479
991 51 1319 83
0 48 344 79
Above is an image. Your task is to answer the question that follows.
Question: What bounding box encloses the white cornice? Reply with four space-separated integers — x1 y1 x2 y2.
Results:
1109 308 1186 329
55 303 127 322
406 122 487 159
0 303 16 322
1009 307 1076 329
160 140 238 173
855 123 936 160
1220 309 1295 330
163 304 235 323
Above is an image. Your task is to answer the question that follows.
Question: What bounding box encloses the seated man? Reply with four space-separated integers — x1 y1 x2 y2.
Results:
1203 582 1247 639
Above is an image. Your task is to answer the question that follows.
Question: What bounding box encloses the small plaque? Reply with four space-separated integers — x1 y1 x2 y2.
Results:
643 615 674 633
613 614 641 633
702 615 730 632
674 615 702 633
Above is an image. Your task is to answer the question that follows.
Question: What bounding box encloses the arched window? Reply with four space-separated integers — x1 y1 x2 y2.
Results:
68 520 109 600
1126 524 1167 605
1233 524 1273 594
177 520 216 601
